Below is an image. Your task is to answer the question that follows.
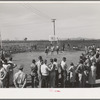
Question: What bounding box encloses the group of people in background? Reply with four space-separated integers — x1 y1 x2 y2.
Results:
0 44 100 88
0 57 17 88
30 44 100 88
45 44 60 55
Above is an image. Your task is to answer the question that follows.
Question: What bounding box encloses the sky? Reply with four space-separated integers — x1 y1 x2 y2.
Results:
0 2 100 40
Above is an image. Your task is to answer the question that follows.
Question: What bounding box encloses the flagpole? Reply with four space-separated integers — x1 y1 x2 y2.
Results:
0 33 2 50
0 32 2 50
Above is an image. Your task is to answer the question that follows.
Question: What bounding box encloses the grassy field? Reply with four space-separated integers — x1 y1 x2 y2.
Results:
13 51 83 75
12 50 100 88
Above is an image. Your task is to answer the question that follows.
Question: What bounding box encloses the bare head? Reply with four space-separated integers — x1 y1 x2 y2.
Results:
43 59 47 64
70 62 74 66
54 58 57 62
63 57 66 62
4 59 8 64
38 56 42 61
18 64 24 71
9 57 12 61
50 58 53 63
32 59 36 64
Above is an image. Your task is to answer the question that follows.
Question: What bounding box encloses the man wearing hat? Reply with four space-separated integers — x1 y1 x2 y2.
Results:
13 64 27 88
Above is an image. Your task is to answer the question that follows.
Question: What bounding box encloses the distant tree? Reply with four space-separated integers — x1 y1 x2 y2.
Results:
24 37 27 41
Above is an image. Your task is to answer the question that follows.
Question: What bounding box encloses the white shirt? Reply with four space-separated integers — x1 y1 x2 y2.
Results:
36 61 41 67
3 64 10 72
61 61 67 70
36 60 41 75
14 70 26 86
53 62 58 70
8 61 16 71
41 64 52 76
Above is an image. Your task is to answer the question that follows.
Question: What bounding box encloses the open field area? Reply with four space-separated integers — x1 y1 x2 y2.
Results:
12 51 83 88
13 51 84 75
12 51 100 88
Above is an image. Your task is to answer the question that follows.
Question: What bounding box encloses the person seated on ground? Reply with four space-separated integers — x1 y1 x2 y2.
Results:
30 59 38 88
13 64 27 88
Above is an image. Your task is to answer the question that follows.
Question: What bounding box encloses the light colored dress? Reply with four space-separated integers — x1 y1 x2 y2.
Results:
8 61 16 86
88 65 96 85
36 60 42 87
0 67 6 88
69 66 76 82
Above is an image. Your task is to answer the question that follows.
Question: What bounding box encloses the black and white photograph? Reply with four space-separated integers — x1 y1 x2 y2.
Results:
0 1 100 89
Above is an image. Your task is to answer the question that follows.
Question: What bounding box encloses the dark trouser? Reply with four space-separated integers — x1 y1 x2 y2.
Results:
57 50 59 54
4 72 9 88
49 73 55 88
31 76 35 88
55 70 58 87
31 76 38 88
41 75 49 88
61 70 67 88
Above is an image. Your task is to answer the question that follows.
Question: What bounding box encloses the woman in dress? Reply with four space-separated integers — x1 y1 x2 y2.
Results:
88 61 96 87
69 62 76 87
0 60 7 88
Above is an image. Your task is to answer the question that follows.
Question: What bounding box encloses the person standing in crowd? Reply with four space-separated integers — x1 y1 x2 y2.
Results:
96 48 100 54
36 56 43 87
30 59 38 88
76 60 86 87
41 60 54 88
3 59 10 88
13 64 27 88
51 45 54 55
85 55 92 68
88 61 96 87
48 59 55 88
45 46 49 55
90 51 96 63
62 43 65 51
56 45 59 54
95 53 100 79
85 46 89 54
53 58 58 87
61 57 68 87
69 62 76 87
0 60 7 88
8 57 17 86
